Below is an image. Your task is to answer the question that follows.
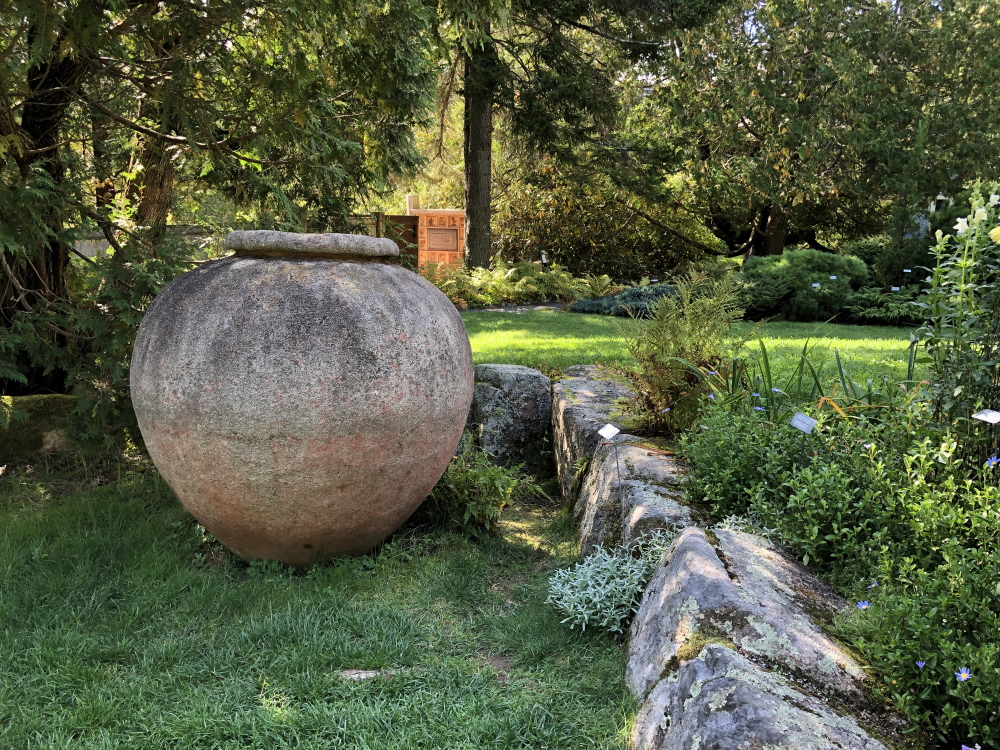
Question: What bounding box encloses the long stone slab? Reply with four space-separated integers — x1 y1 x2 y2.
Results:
551 365 632 504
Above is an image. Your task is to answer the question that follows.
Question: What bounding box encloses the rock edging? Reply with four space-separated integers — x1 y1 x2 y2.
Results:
550 366 909 750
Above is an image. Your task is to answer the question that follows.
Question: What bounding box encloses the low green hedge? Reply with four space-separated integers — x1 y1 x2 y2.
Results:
567 283 676 318
742 248 869 321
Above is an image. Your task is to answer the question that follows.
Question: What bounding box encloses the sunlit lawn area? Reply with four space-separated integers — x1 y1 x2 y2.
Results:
464 310 920 384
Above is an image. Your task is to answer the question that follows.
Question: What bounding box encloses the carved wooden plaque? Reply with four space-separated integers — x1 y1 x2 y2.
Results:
427 228 459 251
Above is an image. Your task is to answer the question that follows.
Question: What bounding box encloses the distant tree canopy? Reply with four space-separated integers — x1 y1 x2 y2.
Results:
605 0 1000 257
425 0 732 267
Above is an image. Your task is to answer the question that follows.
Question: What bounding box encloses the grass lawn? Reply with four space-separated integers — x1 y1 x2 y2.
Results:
0 459 631 749
464 310 919 383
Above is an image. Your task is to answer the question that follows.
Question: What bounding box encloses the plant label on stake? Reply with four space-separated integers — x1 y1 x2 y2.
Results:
891 286 900 291
599 423 625 509
903 268 912 274
812 283 821 288
829 275 838 280
972 409 1000 424
791 412 817 434
790 412 817 463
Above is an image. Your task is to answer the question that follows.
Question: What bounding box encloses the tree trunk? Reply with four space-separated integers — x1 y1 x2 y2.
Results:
1 41 89 393
12 51 89 309
763 208 787 255
463 34 497 269
135 130 177 249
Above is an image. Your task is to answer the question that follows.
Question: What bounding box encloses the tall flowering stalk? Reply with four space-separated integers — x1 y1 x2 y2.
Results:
917 185 1000 459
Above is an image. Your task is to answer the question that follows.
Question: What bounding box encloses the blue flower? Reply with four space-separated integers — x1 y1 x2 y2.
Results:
916 661 926 668
857 601 870 610
986 455 999 468
864 443 873 450
707 393 715 400
701 425 710 430
707 370 718 376
771 387 781 393
660 407 671 413
867 580 878 589
955 667 973 682
752 392 760 397
753 406 766 412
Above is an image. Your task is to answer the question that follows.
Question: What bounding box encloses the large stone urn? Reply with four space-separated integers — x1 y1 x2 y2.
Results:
131 231 474 566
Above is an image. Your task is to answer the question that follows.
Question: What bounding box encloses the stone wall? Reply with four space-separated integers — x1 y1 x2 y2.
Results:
550 366 912 750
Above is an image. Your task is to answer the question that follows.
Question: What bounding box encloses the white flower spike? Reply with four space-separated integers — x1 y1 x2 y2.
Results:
974 208 988 222
990 194 1000 206
954 217 969 233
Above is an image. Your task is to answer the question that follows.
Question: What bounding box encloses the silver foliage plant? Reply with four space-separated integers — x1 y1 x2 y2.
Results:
546 529 678 634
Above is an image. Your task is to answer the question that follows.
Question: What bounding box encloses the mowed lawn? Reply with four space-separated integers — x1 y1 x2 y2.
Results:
0 464 632 750
464 310 920 384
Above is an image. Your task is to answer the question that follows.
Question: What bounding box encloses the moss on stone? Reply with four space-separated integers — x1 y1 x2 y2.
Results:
0 394 76 460
676 626 736 663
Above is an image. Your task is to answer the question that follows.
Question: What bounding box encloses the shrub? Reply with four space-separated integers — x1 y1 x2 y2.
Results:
492 155 714 280
741 248 868 321
418 440 540 536
617 272 749 434
3 236 198 448
567 282 676 318
682 386 1000 746
420 260 587 309
845 285 925 326
546 530 677 634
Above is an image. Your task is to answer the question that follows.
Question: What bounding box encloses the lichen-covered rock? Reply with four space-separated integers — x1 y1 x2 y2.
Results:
575 436 697 555
627 527 867 704
470 364 551 462
551 365 632 503
632 645 888 750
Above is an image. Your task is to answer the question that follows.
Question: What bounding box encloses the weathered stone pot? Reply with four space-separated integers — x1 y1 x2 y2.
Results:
131 230 474 566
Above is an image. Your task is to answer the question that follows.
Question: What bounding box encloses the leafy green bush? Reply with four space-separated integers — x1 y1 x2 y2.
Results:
567 282 676 317
742 248 868 321
845 285 925 326
618 272 749 434
3 237 198 448
492 155 715 280
682 392 1000 746
418 440 539 536
420 260 587 309
546 530 677 634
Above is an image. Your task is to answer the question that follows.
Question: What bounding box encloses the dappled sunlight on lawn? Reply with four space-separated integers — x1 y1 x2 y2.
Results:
742 321 921 384
463 310 919 382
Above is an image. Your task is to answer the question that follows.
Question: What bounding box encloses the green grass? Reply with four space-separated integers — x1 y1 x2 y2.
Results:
463 309 632 372
464 310 920 383
0 458 632 749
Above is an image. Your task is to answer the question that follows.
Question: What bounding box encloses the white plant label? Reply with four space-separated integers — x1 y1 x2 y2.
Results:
903 268 912 273
790 412 818 434
972 409 1000 424
891 286 900 291
829 275 838 280
812 283 821 288
598 423 621 440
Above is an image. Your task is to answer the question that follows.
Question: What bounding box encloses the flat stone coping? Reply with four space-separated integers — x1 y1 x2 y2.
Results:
224 230 399 258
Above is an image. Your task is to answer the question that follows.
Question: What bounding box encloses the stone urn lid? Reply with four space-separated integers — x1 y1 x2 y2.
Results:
224 230 399 260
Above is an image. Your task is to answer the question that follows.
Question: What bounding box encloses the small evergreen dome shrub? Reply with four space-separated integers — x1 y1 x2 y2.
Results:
742 248 868 321
568 283 676 318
